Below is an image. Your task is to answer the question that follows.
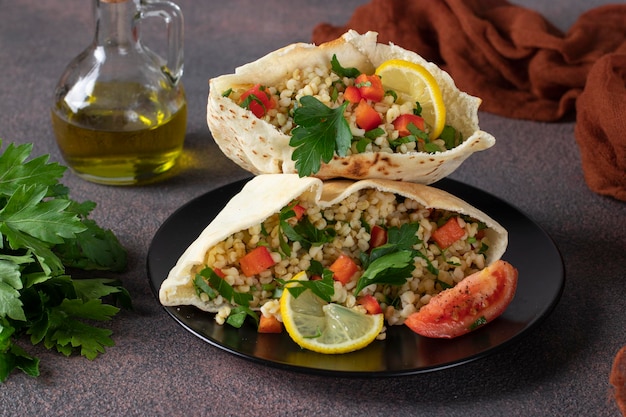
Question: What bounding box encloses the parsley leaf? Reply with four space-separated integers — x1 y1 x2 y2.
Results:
415 250 440 276
55 199 127 272
355 250 416 295
469 315 487 330
0 142 65 196
194 267 258 329
279 266 335 303
290 96 352 177
0 140 130 383
389 122 430 150
195 267 253 308
330 54 361 78
39 298 118 359
440 125 460 149
355 223 421 295
281 217 336 251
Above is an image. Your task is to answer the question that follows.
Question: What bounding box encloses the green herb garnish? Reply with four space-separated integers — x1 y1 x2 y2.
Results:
436 279 453 290
389 122 430 150
290 96 352 177
354 137 371 153
354 223 421 295
440 125 461 149
240 92 267 114
193 268 257 328
352 128 385 154
365 127 385 139
469 316 487 330
330 54 361 78
279 265 335 303
0 140 130 383
278 201 335 255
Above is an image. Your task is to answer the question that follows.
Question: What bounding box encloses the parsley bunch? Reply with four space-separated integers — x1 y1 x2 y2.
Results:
0 141 130 383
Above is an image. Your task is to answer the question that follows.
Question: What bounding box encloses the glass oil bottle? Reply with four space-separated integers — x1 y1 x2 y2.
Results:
51 0 187 185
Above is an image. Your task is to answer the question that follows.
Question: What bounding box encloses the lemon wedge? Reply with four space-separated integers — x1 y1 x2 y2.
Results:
280 272 384 354
375 59 446 140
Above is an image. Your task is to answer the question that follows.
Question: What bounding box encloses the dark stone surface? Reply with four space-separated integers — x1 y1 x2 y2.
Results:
0 1 623 416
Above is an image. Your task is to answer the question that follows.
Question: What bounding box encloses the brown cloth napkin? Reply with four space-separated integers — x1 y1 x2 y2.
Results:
312 0 626 201
612 346 626 416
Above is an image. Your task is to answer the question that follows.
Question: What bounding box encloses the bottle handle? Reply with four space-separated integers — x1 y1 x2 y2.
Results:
139 0 184 84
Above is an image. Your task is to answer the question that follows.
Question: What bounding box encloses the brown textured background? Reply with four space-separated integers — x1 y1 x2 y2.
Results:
0 0 624 416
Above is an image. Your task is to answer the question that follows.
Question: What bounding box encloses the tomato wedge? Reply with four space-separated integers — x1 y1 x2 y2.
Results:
355 73 385 102
239 84 275 118
392 114 425 137
355 100 382 131
239 246 276 277
404 260 518 338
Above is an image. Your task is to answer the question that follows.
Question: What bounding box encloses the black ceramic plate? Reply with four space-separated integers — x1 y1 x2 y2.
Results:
147 177 564 377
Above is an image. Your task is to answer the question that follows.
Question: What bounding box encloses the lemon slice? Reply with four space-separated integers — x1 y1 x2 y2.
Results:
280 273 384 354
375 59 446 140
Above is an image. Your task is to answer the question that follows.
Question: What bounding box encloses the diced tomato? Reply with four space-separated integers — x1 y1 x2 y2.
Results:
343 85 362 103
392 114 425 137
431 217 466 249
239 246 276 277
213 268 226 278
258 314 283 333
357 294 383 315
355 74 385 102
355 100 382 131
369 225 388 250
404 260 518 338
329 254 360 285
239 84 275 118
292 204 306 220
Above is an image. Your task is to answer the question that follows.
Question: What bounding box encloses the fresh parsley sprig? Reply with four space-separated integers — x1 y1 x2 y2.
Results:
354 222 421 295
0 140 130 383
289 96 352 177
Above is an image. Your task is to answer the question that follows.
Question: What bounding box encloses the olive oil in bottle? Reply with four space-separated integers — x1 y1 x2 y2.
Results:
51 0 186 185
52 82 187 185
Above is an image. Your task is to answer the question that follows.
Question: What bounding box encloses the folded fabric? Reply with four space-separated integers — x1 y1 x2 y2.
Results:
312 0 626 201
575 53 626 201
612 346 626 416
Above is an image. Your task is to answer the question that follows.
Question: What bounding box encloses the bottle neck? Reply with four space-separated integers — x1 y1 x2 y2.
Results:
94 0 139 48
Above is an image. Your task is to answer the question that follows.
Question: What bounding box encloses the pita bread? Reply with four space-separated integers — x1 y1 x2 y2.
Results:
207 30 495 184
159 174 508 312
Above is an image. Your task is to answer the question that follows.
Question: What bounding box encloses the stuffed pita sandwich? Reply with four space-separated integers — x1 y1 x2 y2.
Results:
159 174 510 338
207 30 495 184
